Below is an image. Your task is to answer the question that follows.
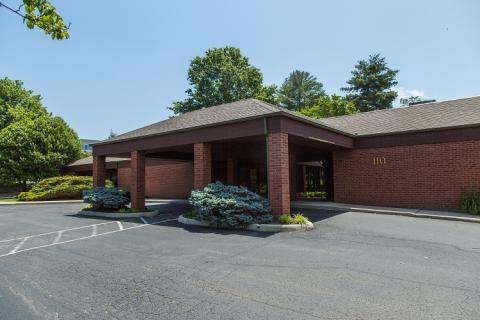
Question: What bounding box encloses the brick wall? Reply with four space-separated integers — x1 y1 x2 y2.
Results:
267 132 290 215
333 140 480 210
118 159 193 198
193 143 212 190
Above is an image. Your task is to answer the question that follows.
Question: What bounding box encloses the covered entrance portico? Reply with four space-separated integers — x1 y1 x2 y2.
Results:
92 103 353 215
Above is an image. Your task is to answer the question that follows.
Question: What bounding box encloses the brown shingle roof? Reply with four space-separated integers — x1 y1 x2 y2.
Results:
95 96 480 145
318 96 480 136
96 99 305 144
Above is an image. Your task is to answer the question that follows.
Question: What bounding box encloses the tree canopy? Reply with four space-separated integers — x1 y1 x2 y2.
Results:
0 78 81 189
400 96 422 106
279 70 325 111
169 47 278 114
299 95 359 119
342 54 398 112
0 0 69 39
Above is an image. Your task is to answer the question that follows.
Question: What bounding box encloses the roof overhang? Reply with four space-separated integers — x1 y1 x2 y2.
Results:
93 115 354 156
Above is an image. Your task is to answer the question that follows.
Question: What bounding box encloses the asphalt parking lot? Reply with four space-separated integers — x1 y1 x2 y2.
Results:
0 203 479 320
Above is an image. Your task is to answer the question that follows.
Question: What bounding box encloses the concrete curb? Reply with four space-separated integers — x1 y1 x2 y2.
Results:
77 210 159 218
0 199 187 206
0 200 83 206
178 215 314 232
292 202 480 224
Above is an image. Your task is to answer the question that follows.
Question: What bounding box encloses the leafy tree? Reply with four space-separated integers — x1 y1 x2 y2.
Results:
279 70 325 111
108 129 117 139
299 95 359 119
0 0 70 39
342 54 399 112
0 78 47 129
0 79 81 190
255 84 280 105
400 96 422 106
170 47 278 114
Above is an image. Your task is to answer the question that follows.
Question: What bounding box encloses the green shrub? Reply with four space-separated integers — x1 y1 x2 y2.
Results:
277 213 310 225
460 190 480 215
278 214 293 224
182 210 198 219
83 187 130 211
292 213 309 225
18 176 113 201
189 181 273 228
298 191 326 199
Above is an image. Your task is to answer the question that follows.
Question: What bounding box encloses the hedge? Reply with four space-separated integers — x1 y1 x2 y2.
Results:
18 176 113 201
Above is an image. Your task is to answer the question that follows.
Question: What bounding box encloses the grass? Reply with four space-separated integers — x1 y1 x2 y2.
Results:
0 197 18 202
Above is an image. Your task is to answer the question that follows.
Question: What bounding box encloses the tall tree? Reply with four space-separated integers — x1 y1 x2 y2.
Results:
299 95 359 119
400 96 422 106
0 78 47 129
342 54 399 112
107 129 117 139
170 47 278 114
279 70 325 111
0 78 81 189
0 0 70 39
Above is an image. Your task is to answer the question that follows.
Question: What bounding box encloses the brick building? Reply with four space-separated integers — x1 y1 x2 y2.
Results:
65 97 480 215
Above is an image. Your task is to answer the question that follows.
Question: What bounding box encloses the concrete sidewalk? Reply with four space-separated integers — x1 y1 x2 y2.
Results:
292 200 480 224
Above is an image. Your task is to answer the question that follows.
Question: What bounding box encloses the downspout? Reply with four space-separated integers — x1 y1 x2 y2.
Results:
263 117 269 197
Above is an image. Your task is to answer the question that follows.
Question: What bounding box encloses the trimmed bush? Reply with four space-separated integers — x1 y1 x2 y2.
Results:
189 181 273 228
83 187 130 211
460 190 480 215
18 176 113 201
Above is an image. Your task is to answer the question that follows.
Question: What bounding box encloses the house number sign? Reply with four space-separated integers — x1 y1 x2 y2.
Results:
373 156 386 166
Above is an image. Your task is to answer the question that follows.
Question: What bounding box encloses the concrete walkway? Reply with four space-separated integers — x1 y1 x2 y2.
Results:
292 200 480 223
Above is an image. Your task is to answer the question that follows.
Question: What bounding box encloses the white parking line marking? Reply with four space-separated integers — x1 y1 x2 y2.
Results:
0 220 122 244
53 231 64 244
9 237 29 254
117 221 124 230
140 217 149 224
92 224 97 236
0 218 177 258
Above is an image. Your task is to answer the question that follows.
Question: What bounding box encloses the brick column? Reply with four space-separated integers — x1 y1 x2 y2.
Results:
289 153 297 200
267 132 290 216
130 151 145 211
227 158 235 185
194 143 211 189
93 155 106 187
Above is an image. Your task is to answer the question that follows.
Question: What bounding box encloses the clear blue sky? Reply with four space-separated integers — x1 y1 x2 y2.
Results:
1 0 478 140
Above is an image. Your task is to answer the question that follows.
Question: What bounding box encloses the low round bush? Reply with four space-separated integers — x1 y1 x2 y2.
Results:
83 187 130 211
18 176 113 201
189 181 273 228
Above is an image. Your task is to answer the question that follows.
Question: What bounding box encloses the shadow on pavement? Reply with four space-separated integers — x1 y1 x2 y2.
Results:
67 202 348 238
291 207 349 223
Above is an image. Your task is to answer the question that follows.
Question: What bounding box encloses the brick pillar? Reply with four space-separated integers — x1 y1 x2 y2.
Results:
227 158 235 185
194 143 211 189
93 155 106 187
267 133 290 216
289 153 297 200
130 151 145 211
